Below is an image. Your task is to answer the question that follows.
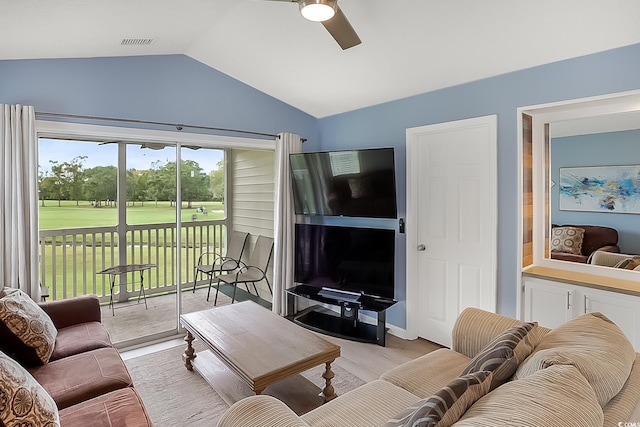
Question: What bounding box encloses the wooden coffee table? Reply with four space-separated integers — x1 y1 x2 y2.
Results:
180 301 341 402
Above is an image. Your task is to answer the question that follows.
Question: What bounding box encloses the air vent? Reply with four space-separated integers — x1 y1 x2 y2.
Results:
121 38 156 46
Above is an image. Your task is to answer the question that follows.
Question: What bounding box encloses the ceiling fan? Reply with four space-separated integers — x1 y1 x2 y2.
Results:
266 0 361 50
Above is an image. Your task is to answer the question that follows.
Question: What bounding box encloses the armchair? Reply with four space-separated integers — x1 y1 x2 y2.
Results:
214 235 274 305
192 231 250 301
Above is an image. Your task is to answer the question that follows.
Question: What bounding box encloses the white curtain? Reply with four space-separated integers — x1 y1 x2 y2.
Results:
272 132 302 316
0 105 40 298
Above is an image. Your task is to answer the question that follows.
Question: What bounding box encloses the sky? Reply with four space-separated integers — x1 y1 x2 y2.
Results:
39 139 224 175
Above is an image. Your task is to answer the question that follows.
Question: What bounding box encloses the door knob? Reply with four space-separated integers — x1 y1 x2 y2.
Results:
417 244 426 251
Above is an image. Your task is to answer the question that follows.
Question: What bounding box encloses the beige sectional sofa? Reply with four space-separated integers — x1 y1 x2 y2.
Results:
217 307 640 427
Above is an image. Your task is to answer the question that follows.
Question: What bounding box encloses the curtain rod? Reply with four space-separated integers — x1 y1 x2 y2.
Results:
35 111 305 141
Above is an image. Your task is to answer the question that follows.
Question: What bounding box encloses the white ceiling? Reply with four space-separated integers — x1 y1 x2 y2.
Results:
2 0 640 118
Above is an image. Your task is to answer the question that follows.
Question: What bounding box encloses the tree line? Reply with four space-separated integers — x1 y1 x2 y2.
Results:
39 156 224 208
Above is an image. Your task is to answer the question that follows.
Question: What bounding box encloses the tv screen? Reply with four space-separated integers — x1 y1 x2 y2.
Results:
294 223 395 299
289 148 397 219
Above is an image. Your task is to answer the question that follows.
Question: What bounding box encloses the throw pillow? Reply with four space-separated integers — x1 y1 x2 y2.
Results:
0 351 60 427
0 287 19 298
454 365 603 427
386 370 492 427
514 312 635 407
613 257 640 270
460 322 537 390
0 289 57 365
550 226 585 255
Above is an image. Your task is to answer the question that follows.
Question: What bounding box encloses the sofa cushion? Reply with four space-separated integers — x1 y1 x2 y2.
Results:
454 365 603 427
603 354 640 427
386 371 492 427
0 288 58 365
302 379 421 427
50 322 112 361
0 350 60 427
514 312 635 407
460 322 537 390
58 387 152 427
550 226 585 254
29 347 133 410
380 349 471 399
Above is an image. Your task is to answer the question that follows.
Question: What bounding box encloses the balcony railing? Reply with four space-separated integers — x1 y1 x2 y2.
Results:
39 219 227 302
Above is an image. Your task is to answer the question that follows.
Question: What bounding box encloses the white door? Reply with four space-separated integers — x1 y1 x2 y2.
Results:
406 116 497 347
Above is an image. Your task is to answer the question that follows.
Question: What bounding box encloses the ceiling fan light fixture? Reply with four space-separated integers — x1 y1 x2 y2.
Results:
299 0 337 22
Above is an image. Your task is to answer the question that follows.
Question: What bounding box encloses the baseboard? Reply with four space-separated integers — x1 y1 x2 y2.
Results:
357 310 409 340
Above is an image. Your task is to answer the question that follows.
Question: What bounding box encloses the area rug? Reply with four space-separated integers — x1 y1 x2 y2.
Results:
125 341 365 427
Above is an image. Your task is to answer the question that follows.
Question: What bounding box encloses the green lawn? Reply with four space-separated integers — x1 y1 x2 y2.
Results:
39 200 224 229
39 200 227 300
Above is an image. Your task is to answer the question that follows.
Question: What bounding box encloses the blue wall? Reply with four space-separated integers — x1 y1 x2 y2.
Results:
317 42 640 325
552 129 640 254
0 55 318 143
2 43 640 328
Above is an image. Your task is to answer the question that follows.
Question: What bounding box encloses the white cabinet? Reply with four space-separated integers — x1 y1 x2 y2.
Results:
522 278 574 329
582 287 640 350
522 276 640 350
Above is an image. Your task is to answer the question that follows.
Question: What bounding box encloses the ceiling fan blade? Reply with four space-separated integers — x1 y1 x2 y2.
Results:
322 6 361 50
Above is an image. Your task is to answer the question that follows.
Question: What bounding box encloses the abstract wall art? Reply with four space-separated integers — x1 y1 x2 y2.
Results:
559 165 640 213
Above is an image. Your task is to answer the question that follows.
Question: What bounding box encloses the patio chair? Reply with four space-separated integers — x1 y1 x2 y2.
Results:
214 235 274 305
192 231 250 301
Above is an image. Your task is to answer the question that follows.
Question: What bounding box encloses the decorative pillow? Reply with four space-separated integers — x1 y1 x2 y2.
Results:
454 365 603 427
0 351 60 427
0 287 19 298
460 322 537 390
0 289 57 365
613 257 640 270
514 312 635 407
386 370 492 427
550 226 585 255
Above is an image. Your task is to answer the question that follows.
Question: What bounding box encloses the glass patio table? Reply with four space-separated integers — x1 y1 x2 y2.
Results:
97 263 156 315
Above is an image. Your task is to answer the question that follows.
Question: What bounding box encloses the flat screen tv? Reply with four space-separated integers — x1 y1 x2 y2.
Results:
289 148 397 219
294 223 395 299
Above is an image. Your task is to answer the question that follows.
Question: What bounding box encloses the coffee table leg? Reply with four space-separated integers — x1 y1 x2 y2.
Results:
182 331 196 371
320 360 337 402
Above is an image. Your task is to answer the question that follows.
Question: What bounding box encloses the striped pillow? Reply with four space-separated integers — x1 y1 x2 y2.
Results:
386 370 492 427
460 322 537 390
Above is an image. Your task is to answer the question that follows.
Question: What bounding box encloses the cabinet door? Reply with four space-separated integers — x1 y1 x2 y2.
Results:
583 289 640 350
523 278 574 329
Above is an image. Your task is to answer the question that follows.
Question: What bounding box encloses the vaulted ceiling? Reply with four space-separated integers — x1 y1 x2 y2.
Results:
3 0 640 117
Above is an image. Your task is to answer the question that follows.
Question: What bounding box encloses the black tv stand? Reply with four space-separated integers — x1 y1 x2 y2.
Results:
286 284 397 346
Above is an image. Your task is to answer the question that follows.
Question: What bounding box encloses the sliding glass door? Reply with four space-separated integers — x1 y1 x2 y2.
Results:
38 135 225 347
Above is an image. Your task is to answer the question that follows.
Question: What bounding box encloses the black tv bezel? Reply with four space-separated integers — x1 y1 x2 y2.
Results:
293 223 396 301
289 147 398 219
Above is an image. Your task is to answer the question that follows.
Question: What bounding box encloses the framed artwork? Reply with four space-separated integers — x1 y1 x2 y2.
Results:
559 165 640 213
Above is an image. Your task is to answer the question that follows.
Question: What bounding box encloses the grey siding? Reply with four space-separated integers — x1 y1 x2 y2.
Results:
229 149 275 300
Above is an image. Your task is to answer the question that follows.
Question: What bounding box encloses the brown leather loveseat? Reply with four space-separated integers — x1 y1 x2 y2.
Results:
550 224 620 263
0 293 151 426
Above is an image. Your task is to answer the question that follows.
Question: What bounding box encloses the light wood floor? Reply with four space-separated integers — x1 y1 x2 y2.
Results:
321 333 442 383
120 302 442 386
104 286 442 375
